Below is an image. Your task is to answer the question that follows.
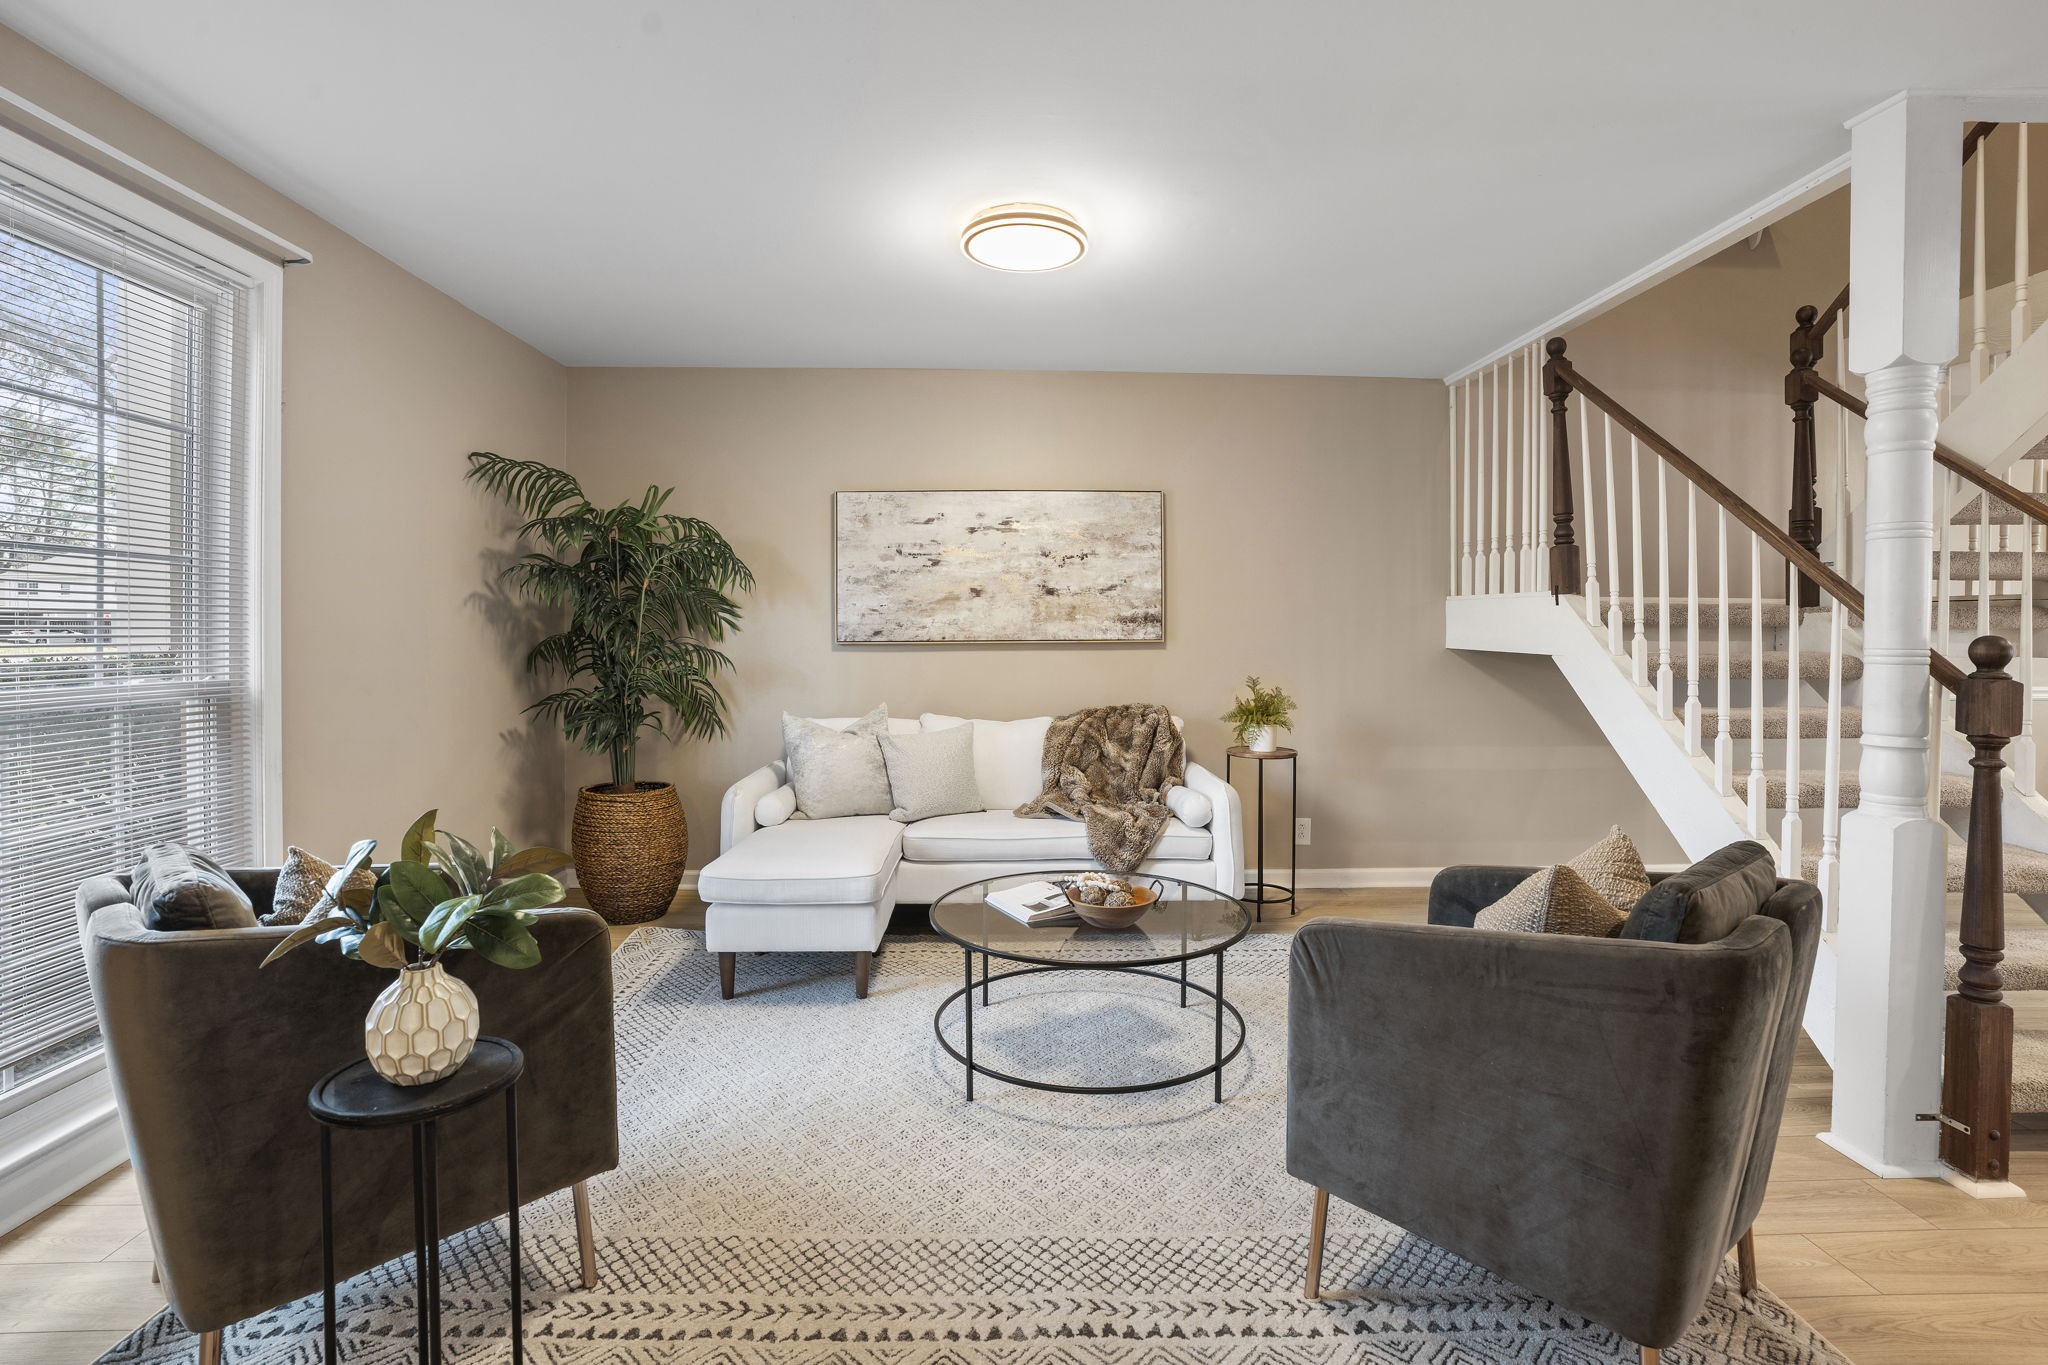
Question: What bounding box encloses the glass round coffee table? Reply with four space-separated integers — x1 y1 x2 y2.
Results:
928 870 1250 1103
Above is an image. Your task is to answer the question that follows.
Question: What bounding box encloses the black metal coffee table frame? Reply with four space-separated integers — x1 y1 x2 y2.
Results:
930 876 1249 1103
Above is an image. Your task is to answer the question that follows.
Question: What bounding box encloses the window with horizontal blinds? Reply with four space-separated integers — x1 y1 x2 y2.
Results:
0 174 258 1093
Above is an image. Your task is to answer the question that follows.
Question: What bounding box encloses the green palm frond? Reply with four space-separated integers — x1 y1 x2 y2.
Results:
471 452 753 789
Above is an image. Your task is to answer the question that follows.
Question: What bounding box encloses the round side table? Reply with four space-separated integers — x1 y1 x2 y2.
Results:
307 1037 526 1365
1225 745 1298 921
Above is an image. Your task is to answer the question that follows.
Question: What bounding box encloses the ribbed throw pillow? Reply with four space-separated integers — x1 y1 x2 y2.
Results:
1566 825 1652 911
131 844 258 932
262 845 379 926
782 705 894 819
882 725 982 822
1474 864 1627 938
1620 840 1777 943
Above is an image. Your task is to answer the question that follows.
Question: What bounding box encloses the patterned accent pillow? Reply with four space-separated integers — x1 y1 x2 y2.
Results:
262 845 377 926
882 725 982 822
782 705 894 819
1566 825 1652 911
1474 864 1627 938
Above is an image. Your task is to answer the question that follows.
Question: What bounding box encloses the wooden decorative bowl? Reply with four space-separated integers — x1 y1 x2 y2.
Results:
1065 883 1158 929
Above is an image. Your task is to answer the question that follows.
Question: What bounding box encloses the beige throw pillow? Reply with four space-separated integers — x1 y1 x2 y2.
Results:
1566 825 1652 911
782 705 895 819
262 845 377 926
1474 864 1627 938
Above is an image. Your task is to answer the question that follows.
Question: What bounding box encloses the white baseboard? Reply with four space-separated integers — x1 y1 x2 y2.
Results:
0 1060 127 1236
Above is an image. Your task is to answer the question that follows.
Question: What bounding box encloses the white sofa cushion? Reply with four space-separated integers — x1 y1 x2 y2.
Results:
901 809 1212 863
1164 785 1212 828
882 726 982 822
920 714 1051 809
698 815 904 905
783 706 894 818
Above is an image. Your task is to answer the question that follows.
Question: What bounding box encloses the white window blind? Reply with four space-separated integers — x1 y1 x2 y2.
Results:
0 172 258 1092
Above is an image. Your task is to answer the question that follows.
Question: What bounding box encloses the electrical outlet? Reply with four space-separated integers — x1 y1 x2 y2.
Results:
1295 817 1311 846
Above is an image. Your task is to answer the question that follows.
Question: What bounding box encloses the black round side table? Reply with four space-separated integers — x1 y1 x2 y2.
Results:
307 1037 525 1365
1225 745 1298 921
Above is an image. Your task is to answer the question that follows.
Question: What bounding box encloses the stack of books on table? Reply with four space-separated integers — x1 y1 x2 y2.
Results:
985 879 1078 925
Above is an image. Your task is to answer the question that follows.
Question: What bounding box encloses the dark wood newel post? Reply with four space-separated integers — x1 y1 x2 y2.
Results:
1544 337 1580 601
1943 634 2018 1185
1785 304 1824 609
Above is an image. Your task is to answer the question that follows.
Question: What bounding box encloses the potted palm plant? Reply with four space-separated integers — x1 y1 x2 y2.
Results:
469 452 754 924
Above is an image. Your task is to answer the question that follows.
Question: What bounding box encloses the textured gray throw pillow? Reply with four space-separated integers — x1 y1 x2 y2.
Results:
782 705 894 819
882 725 982 822
130 844 259 932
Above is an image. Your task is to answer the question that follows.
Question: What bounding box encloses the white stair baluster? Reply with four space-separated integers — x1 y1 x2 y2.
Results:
1979 481 1992 641
1716 505 1733 794
1447 384 1458 593
1604 415 1623 653
1748 532 1767 838
1834 321 1853 585
1530 344 1545 589
2022 507 2038 795
1631 435 1648 685
1926 681 1944 820
1973 137 1990 386
1779 549 1803 875
1817 598 1846 931
1684 480 1702 754
1579 392 1601 623
1487 365 1500 592
1460 378 1475 594
1503 357 1518 591
2016 124 2033 350
1656 456 1674 715
1938 467 1953 661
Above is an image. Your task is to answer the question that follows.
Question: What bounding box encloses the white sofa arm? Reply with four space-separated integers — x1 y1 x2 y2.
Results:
719 760 788 855
1184 761 1244 900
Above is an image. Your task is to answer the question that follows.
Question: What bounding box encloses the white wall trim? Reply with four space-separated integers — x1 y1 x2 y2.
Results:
1444 154 1850 383
0 1060 126 1236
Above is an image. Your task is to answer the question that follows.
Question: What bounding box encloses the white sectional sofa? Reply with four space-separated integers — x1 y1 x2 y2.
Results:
699 712 1244 999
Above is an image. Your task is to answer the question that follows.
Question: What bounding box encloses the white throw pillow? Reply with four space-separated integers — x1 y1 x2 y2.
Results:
921 714 1052 809
882 726 982 823
1164 785 1212 829
754 783 798 828
782 705 894 819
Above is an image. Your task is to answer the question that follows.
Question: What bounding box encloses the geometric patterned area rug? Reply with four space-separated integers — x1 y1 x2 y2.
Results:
102 929 1847 1364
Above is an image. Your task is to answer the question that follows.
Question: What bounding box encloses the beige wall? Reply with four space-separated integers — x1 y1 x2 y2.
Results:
1 24 572 858
567 368 1683 871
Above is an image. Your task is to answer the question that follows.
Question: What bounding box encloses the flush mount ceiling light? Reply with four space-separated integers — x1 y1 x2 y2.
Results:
961 202 1087 272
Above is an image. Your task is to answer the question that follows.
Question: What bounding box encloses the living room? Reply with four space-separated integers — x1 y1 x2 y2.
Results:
3 6 2046 1365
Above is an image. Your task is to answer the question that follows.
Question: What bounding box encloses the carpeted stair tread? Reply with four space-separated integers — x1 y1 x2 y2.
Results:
1611 601 1794 629
1933 597 2048 633
1947 926 2048 993
1739 770 1971 810
1799 841 2048 894
2015 1030 2048 1115
1676 646 1864 681
1698 706 1862 739
1954 493 2029 525
1934 550 2048 581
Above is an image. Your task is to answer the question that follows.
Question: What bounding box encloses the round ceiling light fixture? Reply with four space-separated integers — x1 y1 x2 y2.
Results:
961 202 1087 272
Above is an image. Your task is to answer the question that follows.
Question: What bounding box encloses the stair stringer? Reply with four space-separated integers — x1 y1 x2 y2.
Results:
1446 592 1844 1061
1938 314 2048 490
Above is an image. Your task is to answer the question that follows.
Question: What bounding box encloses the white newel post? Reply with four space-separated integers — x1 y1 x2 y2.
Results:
1826 93 1960 1180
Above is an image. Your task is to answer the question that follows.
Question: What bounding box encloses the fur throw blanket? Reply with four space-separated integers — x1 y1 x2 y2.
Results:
1014 703 1185 873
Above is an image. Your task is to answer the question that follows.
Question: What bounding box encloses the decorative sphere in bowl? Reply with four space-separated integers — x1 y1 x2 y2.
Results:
1066 881 1158 929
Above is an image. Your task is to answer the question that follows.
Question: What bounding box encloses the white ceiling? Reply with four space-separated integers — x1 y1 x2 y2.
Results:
4 1 2046 376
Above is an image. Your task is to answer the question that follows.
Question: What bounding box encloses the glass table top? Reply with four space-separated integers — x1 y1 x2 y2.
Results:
928 870 1249 967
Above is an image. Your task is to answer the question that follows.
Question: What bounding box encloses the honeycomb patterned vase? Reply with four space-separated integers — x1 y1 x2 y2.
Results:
364 962 479 1086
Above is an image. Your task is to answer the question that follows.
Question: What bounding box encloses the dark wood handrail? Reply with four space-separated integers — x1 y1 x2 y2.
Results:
1809 122 2003 344
1550 345 1965 692
1810 373 2048 526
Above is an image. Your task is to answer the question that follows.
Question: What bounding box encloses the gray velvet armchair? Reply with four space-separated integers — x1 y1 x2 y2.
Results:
1286 862 1819 1365
78 870 621 1365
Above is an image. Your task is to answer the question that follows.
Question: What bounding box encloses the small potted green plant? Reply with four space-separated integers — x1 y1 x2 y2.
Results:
263 810 571 1085
1223 676 1299 753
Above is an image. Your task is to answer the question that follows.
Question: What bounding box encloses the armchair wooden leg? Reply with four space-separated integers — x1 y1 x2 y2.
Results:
854 951 872 999
718 952 736 1000
1304 1186 1329 1300
199 1329 222 1365
572 1179 599 1289
1639 1348 1660 1365
1736 1224 1757 1297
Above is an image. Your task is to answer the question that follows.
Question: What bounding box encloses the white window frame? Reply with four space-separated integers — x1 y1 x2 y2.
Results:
0 118 282 1231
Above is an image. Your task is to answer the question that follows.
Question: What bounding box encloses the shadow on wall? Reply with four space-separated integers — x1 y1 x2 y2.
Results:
468 537 567 845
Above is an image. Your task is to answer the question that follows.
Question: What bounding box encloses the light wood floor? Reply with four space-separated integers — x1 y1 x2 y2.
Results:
7 887 2045 1365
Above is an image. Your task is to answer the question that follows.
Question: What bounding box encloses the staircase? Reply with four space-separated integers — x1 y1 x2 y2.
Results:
1444 117 2048 1191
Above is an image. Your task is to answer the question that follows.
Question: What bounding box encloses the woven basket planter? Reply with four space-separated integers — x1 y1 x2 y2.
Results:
572 781 688 925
